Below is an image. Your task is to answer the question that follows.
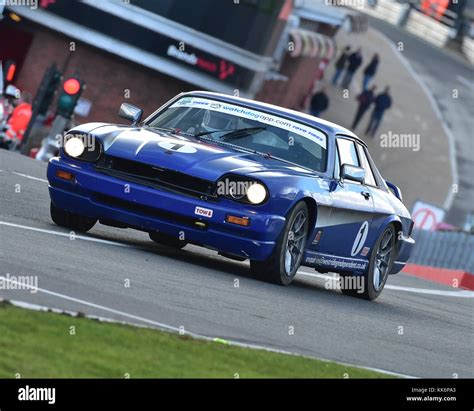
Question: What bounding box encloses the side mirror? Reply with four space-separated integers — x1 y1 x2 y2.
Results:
341 164 365 184
385 180 403 202
118 103 143 125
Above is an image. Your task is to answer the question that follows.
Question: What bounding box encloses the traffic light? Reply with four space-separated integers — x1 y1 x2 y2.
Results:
2 60 16 84
37 65 62 116
56 76 85 118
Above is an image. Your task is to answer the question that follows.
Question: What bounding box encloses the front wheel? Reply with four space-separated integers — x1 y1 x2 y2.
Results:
250 202 309 285
50 202 97 232
341 224 396 300
149 231 187 249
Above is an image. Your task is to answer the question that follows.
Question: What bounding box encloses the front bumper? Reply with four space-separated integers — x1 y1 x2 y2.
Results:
47 157 286 261
390 233 415 274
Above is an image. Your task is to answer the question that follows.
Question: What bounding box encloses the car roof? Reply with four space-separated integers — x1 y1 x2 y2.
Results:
181 90 364 145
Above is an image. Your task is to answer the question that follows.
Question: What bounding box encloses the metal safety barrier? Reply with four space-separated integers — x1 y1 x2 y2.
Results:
405 9 452 48
409 229 474 273
348 1 463 55
462 37 474 65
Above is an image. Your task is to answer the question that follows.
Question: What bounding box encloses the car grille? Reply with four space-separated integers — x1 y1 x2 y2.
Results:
92 193 209 230
95 155 216 199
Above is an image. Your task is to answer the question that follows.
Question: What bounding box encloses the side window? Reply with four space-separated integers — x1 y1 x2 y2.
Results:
337 138 360 167
334 145 340 179
357 145 377 186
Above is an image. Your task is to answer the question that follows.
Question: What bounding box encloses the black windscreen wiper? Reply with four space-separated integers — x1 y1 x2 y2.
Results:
220 127 266 141
146 126 193 137
194 126 266 139
193 128 235 137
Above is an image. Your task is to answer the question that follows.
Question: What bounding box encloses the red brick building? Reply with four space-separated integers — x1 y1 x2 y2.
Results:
1 1 358 129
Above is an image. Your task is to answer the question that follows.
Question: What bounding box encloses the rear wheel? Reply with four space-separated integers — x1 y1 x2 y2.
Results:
341 224 396 300
250 202 309 285
149 231 187 249
50 202 97 232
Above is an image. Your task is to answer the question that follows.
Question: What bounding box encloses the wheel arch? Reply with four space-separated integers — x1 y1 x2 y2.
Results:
300 196 317 241
374 215 403 255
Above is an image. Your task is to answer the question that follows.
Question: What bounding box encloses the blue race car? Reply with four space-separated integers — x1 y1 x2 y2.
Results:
47 91 415 300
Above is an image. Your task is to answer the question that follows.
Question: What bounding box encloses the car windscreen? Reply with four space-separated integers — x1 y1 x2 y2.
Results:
147 97 328 173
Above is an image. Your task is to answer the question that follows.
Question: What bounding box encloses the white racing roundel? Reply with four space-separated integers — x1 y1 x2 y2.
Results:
158 141 197 153
351 221 369 257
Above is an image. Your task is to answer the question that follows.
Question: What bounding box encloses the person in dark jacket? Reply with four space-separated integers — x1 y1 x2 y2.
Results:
352 85 376 130
366 86 392 137
331 46 350 86
310 88 329 117
362 53 379 90
341 48 363 89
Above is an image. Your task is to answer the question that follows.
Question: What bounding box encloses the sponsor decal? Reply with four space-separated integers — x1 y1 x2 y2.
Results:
305 255 367 270
351 221 369 257
360 246 370 257
158 141 197 153
170 97 327 149
195 206 213 218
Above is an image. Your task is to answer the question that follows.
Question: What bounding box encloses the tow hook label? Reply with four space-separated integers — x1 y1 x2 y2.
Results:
195 206 213 218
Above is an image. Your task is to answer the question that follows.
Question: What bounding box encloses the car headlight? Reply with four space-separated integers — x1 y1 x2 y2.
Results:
62 133 102 162
246 183 267 204
64 137 85 157
216 175 268 205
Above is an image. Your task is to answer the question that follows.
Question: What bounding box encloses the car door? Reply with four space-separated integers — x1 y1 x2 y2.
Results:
356 143 395 238
315 136 375 260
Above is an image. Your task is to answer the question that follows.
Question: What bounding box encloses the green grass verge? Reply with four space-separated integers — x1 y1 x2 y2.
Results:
0 302 390 378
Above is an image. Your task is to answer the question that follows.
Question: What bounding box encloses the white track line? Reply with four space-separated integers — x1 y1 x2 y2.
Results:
298 271 474 298
3 220 471 298
0 278 416 378
0 276 179 332
457 75 474 91
0 221 132 248
11 171 48 183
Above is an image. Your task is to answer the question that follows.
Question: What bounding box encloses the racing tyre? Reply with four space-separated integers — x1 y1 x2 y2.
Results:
250 202 309 285
50 202 97 232
149 231 187 249
341 224 396 300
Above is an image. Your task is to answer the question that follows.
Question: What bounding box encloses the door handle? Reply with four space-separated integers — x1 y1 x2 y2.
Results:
361 190 371 199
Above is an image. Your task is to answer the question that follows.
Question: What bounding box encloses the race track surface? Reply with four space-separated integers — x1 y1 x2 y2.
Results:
0 150 472 378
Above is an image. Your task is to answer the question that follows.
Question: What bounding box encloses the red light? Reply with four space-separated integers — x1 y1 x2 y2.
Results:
63 78 81 95
6 64 16 82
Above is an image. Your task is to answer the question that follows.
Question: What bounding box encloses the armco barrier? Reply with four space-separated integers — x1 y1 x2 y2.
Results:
405 10 451 48
409 229 474 273
349 2 472 59
462 37 474 65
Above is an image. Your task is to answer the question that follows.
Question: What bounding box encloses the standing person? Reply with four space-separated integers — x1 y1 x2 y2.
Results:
5 91 32 144
352 85 376 130
331 46 350 86
341 48 363 89
310 88 329 118
366 86 392 137
362 53 379 90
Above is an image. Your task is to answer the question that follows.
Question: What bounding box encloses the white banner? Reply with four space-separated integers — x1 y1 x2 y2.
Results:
171 97 327 149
